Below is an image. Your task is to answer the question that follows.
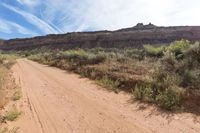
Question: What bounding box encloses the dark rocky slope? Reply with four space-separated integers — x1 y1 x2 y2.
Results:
1 23 200 50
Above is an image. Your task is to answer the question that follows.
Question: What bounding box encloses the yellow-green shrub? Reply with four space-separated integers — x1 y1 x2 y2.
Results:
143 45 165 57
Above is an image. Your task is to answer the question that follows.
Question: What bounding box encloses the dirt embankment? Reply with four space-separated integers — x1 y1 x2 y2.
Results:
8 59 200 133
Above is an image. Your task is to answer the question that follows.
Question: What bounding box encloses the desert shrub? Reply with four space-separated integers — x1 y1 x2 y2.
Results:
0 55 16 69
12 87 22 101
28 52 54 65
96 76 120 93
59 49 106 67
132 51 183 109
156 88 183 110
123 48 144 60
133 84 145 100
88 54 107 64
171 42 200 89
143 85 160 102
167 39 190 59
159 52 180 72
0 54 17 109
133 84 158 102
0 127 19 133
0 56 14 90
62 49 88 58
183 42 200 64
115 54 129 63
182 70 200 89
152 53 181 87
28 54 42 62
4 106 21 121
133 83 183 110
143 45 165 57
153 70 181 89
0 67 8 90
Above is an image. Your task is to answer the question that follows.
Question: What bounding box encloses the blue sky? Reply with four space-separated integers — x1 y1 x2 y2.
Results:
0 0 200 39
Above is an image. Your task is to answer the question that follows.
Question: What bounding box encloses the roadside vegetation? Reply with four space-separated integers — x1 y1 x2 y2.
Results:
0 53 17 108
4 105 21 121
0 53 21 131
0 127 19 133
23 39 200 112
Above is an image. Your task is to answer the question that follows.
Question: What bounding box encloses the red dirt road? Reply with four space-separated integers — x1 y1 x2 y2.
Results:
9 59 200 133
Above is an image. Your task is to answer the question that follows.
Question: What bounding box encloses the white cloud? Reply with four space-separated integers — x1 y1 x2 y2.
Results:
41 0 200 33
17 0 40 7
2 0 200 36
0 18 37 35
58 0 200 30
9 22 37 35
2 3 61 34
0 19 12 34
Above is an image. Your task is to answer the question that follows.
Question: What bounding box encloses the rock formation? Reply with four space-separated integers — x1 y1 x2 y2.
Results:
1 24 200 50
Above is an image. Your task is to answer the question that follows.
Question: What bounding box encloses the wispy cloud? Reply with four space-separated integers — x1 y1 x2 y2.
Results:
17 0 40 7
0 19 13 34
2 3 61 34
1 0 200 39
39 0 176 32
0 18 37 35
41 0 200 32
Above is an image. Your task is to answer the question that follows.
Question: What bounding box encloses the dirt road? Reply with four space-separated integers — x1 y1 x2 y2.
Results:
9 59 200 133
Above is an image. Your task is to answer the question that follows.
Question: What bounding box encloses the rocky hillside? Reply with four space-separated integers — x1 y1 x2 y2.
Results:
0 39 4 46
1 23 200 50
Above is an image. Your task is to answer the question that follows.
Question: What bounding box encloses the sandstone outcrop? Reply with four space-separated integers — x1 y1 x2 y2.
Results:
1 23 200 50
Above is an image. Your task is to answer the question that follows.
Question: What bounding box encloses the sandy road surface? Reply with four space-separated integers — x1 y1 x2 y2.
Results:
9 59 200 133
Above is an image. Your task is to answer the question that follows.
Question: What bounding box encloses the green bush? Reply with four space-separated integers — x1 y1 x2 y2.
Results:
123 48 144 60
183 42 200 64
59 50 106 67
133 84 145 100
182 70 200 89
62 49 88 58
133 83 183 110
12 88 22 101
4 107 21 121
96 76 120 93
143 85 159 102
168 39 190 59
143 45 165 57
156 88 183 110
153 71 181 89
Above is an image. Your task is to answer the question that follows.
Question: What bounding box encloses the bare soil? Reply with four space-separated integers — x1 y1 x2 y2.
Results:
7 59 200 133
